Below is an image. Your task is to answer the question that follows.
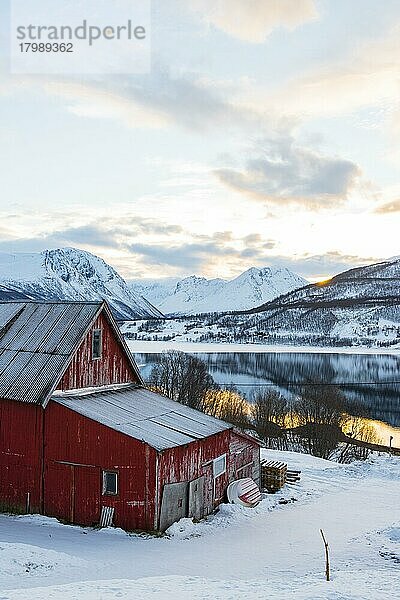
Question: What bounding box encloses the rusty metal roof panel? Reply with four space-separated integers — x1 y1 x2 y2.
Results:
54 385 232 450
0 301 102 404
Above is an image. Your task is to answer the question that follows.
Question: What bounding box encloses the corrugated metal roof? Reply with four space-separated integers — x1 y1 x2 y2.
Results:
53 385 232 451
0 301 102 404
0 302 26 331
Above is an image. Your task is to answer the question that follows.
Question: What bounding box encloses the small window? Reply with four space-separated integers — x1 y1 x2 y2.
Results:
102 471 118 495
213 454 227 479
92 329 102 360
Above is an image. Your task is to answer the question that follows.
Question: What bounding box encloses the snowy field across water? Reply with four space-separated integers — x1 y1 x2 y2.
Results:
0 450 399 599
127 339 400 355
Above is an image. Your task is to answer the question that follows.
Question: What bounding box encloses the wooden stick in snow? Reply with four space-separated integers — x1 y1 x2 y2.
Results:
320 528 330 581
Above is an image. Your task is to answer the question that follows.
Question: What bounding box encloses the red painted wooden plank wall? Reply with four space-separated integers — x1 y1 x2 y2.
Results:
59 312 139 391
0 398 43 513
43 401 157 531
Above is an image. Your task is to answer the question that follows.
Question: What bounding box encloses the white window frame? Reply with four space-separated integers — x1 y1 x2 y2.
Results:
213 454 227 479
102 470 118 496
92 328 102 360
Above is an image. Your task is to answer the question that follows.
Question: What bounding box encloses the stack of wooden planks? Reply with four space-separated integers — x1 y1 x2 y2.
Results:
260 459 287 493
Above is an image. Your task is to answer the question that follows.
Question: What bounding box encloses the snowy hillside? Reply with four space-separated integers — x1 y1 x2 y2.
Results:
129 267 307 315
0 450 399 599
235 257 400 346
252 257 400 313
0 249 163 320
0 284 30 302
123 258 400 347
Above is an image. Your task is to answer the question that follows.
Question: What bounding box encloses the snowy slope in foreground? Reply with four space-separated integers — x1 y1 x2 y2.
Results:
0 248 162 320
129 267 307 315
0 451 399 599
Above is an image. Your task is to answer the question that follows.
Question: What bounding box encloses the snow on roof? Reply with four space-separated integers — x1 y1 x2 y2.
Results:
0 301 102 405
53 385 233 451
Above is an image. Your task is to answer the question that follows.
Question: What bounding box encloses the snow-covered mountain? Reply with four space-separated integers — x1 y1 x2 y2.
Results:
252 257 400 313
125 258 400 348
128 278 180 308
129 267 307 315
0 248 163 320
236 257 400 345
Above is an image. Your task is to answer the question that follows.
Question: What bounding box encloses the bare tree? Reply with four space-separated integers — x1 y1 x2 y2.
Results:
204 388 251 431
251 390 288 448
149 350 215 411
291 384 348 459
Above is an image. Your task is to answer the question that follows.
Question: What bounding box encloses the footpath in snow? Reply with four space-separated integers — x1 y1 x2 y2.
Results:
0 450 399 599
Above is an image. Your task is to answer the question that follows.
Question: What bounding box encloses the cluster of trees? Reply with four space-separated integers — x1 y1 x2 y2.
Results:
150 350 215 411
149 350 380 463
137 319 166 333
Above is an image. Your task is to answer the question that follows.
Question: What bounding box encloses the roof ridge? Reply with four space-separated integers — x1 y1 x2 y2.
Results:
0 300 103 306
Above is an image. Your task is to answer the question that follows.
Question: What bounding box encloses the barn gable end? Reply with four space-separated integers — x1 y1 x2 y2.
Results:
0 300 142 406
59 309 141 391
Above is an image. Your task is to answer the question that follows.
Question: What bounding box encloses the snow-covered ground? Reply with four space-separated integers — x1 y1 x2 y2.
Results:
0 450 399 599
127 339 400 355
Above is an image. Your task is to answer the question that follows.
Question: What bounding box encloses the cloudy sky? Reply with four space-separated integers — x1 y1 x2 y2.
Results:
1 0 399 281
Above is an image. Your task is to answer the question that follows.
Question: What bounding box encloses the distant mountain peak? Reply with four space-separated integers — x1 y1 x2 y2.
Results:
129 266 307 315
0 248 163 320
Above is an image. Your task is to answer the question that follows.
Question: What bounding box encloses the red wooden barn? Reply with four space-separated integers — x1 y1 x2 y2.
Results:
0 300 260 531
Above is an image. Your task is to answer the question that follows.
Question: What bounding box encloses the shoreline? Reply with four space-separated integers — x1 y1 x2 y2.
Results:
126 339 400 355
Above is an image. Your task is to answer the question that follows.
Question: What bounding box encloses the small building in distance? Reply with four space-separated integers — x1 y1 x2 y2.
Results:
0 301 260 531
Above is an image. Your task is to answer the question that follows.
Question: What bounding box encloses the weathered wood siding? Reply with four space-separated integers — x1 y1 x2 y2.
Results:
0 398 43 513
228 431 261 485
60 312 139 391
43 401 157 531
157 430 231 527
157 431 260 529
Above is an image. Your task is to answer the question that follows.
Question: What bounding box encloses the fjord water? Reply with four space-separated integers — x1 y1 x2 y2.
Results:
136 351 400 446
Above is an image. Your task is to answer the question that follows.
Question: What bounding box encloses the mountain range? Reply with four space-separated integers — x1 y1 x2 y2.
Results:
0 249 307 319
124 257 400 348
231 257 400 346
1 248 399 347
0 248 162 320
129 267 307 315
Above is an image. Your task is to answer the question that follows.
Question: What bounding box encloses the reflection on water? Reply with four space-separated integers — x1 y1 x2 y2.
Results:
135 351 400 446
